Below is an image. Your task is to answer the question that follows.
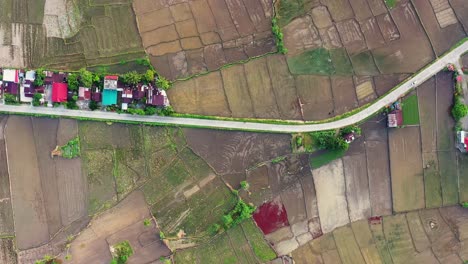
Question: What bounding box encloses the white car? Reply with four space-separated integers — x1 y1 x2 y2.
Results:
410 81 417 87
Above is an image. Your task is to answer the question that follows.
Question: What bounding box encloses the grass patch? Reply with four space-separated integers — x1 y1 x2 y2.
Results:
59 137 80 158
310 149 346 169
276 0 308 27
287 48 334 75
384 0 398 8
330 48 353 75
402 95 420 125
242 219 276 262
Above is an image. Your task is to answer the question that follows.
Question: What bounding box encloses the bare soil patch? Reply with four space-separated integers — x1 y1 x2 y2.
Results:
0 239 16 264
388 127 424 212
136 0 275 80
5 116 50 250
412 0 465 56
296 75 334 120
221 64 255 118
184 129 290 175
342 154 371 222
330 76 358 115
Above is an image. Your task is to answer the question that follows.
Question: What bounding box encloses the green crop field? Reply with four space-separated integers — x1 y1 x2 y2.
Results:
402 95 420 125
310 149 346 169
287 48 335 75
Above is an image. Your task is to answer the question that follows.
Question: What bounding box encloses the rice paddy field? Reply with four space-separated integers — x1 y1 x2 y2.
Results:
166 0 468 122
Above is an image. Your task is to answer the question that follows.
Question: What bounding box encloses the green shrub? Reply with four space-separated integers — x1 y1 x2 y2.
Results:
208 223 221 236
222 199 256 229
111 241 133 264
121 71 141 86
79 68 93 88
296 136 303 147
4 93 18 105
32 93 42 107
272 18 287 54
451 98 468 121
34 69 45 86
142 70 155 84
462 202 468 208
340 125 361 136
143 219 152 226
240 181 250 190
127 108 145 115
311 130 348 150
271 156 286 164
156 76 171 90
135 58 151 67
159 231 166 239
89 100 99 111
67 73 79 91
60 137 80 159
144 106 157 115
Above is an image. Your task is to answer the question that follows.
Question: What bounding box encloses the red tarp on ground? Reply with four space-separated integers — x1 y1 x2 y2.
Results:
253 200 290 235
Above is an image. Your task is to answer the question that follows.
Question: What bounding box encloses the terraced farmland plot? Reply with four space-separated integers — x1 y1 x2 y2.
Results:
134 0 276 80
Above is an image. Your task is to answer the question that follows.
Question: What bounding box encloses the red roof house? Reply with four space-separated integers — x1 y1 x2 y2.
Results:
387 110 403 128
52 83 68 103
79 87 91 100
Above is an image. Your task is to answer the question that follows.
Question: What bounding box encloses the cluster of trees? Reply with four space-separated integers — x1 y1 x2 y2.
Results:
311 125 361 151
110 241 133 264
451 70 468 126
271 18 287 54
120 70 170 90
4 93 18 105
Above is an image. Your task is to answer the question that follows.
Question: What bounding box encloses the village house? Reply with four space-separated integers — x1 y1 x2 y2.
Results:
387 110 403 127
52 82 68 103
102 75 119 106
92 88 102 103
121 88 133 110
147 87 169 107
78 87 91 101
456 131 468 153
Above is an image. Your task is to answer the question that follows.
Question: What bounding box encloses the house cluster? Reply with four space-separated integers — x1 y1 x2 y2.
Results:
100 75 169 109
0 69 43 103
0 69 169 109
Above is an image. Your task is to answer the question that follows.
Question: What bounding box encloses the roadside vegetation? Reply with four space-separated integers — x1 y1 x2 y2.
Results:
57 137 81 159
445 64 468 129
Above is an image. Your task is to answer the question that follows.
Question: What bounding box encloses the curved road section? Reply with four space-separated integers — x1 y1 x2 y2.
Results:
1 41 467 133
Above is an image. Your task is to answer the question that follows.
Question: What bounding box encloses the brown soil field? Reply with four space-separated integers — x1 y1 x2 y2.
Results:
450 0 468 31
0 117 14 236
5 116 50 250
135 0 275 80
0 239 16 264
436 71 456 151
373 74 410 96
220 64 255 118
330 76 358 115
68 191 169 264
388 127 425 212
418 78 438 153
458 153 468 203
183 128 290 176
412 0 466 56
296 75 334 120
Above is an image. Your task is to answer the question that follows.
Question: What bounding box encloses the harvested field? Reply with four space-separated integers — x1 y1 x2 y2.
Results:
68 191 170 264
417 78 437 153
330 76 358 115
5 116 49 250
295 75 334 120
362 119 392 216
436 71 455 151
412 0 465 56
458 153 468 202
0 118 14 236
183 128 291 176
0 239 16 264
0 0 147 70
135 0 276 80
388 127 424 212
313 159 349 233
342 154 371 222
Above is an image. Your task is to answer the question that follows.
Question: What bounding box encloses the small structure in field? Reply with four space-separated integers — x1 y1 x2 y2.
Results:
456 131 468 153
387 110 403 128
342 132 356 144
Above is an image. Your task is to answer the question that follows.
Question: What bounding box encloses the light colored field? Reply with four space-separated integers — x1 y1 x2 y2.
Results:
388 127 424 212
313 159 349 233
221 64 255 118
350 220 383 264
383 214 417 263
405 211 430 253
333 226 366 264
245 57 281 119
343 154 371 222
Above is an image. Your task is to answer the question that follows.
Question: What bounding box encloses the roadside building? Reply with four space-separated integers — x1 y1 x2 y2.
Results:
102 76 119 106
133 85 147 101
92 89 102 103
456 131 468 153
121 88 133 110
52 83 68 103
78 87 91 100
147 87 169 107
387 110 403 128
4 82 19 95
3 69 19 83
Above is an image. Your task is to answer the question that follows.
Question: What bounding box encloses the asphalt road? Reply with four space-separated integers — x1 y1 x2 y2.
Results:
1 41 467 133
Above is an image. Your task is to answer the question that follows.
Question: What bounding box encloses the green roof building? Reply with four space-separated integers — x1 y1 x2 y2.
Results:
102 89 117 106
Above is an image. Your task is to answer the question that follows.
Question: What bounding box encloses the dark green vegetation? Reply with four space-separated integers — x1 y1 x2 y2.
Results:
111 240 133 264
402 95 420 125
272 18 287 54
4 94 19 105
32 93 42 107
310 149 346 169
287 48 334 75
59 137 80 159
384 0 398 8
